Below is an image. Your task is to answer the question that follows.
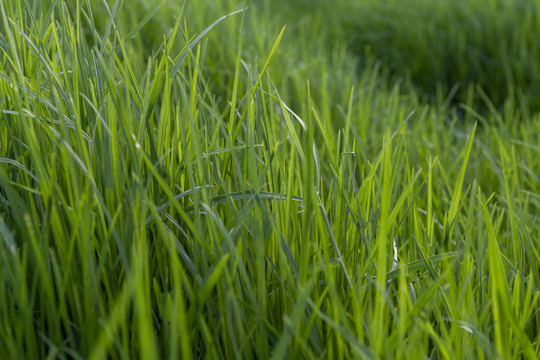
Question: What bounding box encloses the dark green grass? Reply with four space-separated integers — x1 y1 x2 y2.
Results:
343 0 540 113
0 0 539 358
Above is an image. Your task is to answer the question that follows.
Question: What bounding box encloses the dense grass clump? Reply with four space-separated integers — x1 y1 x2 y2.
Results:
0 0 539 358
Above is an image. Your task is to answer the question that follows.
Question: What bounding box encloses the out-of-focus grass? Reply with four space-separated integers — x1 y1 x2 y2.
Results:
343 0 540 112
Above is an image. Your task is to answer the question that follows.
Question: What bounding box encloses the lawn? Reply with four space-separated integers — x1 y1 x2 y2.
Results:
0 0 539 358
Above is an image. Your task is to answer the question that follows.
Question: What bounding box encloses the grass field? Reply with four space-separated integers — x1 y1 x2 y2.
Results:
1 0 539 358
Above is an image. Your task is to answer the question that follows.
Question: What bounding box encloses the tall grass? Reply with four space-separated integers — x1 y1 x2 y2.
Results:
0 0 539 358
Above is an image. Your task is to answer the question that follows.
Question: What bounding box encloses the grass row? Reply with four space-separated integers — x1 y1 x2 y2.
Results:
0 0 539 358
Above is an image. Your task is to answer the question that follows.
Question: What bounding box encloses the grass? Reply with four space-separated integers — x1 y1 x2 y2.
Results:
0 0 539 358
343 0 540 112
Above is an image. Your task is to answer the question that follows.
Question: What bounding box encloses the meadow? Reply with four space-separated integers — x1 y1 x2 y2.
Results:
0 0 539 358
